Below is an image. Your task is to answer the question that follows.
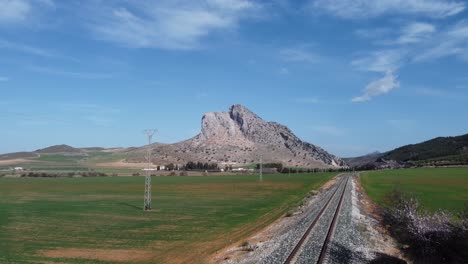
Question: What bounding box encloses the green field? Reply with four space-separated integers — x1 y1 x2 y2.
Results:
0 173 336 263
361 168 468 212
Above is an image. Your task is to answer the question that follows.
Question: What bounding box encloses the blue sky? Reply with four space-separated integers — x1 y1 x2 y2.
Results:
1 0 467 157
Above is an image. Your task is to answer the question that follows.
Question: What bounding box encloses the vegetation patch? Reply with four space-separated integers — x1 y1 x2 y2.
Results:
0 172 336 263
361 168 468 212
382 188 467 263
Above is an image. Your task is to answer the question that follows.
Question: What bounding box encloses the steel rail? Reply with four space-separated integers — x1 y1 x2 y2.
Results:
283 175 348 264
316 175 350 264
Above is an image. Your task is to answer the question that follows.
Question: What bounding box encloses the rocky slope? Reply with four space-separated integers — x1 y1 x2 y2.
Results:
128 104 345 168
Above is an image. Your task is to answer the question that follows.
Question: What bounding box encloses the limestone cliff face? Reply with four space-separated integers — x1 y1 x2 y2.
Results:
129 104 346 168
185 104 344 167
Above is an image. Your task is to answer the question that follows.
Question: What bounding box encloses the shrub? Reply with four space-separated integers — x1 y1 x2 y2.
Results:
383 188 468 263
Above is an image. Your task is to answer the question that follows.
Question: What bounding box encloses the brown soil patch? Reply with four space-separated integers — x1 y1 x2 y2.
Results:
0 158 37 165
40 248 153 263
95 160 149 168
355 176 385 223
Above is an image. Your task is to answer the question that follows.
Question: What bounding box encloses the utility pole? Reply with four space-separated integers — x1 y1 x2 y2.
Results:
143 129 157 211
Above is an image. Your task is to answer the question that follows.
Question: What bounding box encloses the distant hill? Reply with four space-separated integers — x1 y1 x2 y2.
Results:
383 134 468 162
35 144 84 154
343 152 383 168
347 134 468 169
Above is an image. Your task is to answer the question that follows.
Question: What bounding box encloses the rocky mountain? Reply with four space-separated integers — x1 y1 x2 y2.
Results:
127 104 345 168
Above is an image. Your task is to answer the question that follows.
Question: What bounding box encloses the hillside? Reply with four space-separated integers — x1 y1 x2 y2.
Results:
347 133 468 168
383 134 468 162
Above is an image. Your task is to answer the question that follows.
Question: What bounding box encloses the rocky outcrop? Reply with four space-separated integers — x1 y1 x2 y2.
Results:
129 104 346 168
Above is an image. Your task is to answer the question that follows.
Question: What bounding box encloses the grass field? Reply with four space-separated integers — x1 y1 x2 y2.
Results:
0 172 336 263
361 168 468 212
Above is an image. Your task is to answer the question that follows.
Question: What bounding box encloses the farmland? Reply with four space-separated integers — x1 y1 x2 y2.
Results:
0 172 336 263
360 168 468 212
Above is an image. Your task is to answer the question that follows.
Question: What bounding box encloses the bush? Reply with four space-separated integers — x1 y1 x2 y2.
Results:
383 188 468 263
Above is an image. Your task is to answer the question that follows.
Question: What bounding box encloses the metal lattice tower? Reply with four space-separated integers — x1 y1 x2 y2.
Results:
143 129 157 211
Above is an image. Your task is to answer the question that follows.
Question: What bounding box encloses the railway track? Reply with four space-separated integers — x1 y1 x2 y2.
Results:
284 175 350 264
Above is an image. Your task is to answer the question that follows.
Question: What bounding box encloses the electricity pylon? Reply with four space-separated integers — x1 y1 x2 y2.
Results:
143 129 157 211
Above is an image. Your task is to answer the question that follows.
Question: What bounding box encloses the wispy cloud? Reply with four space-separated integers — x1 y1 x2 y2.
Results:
396 22 436 44
279 47 319 63
0 0 54 25
88 0 260 50
351 50 403 102
29 66 112 79
0 39 78 61
413 20 468 62
352 71 400 102
351 50 402 73
312 0 465 19
0 0 31 24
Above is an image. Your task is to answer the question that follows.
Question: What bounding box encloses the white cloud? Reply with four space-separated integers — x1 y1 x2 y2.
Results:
352 71 400 102
312 0 465 19
89 0 259 49
279 47 319 62
414 20 468 61
0 0 31 24
351 50 402 73
0 0 53 25
396 22 436 44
